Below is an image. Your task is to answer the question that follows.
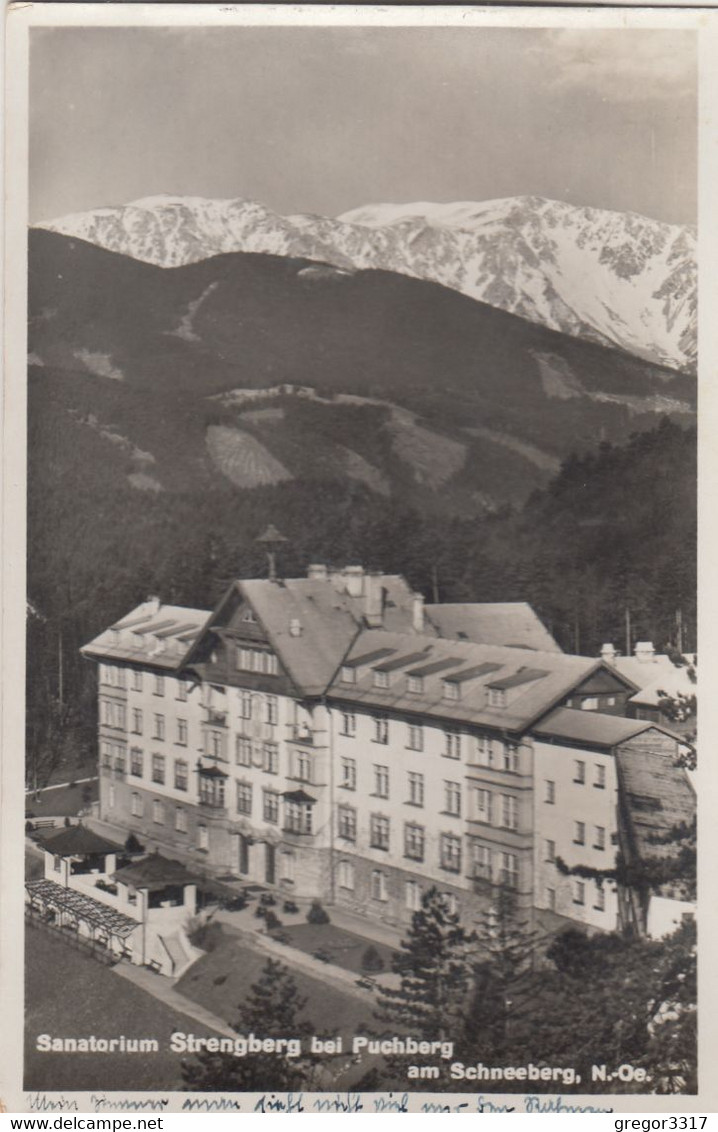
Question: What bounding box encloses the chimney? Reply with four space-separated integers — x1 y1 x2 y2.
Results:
412 592 425 634
307 564 328 582
289 618 302 637
600 642 617 664
343 565 365 598
146 595 161 615
634 641 655 662
365 573 384 628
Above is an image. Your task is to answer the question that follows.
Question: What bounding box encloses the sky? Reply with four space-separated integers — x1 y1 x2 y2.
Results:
29 25 697 226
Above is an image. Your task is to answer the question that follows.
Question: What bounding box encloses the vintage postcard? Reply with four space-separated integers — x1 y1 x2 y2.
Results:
2 2 716 1115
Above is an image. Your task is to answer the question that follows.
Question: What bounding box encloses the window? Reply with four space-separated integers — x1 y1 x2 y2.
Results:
174 760 188 791
444 781 461 817
101 700 127 730
175 807 187 833
340 711 356 737
285 801 313 835
236 782 253 816
374 670 389 689
440 834 462 873
131 792 143 817
573 880 586 906
177 680 188 702
581 696 599 711
152 799 164 825
442 679 460 701
545 780 556 804
547 887 556 911
130 747 143 777
340 666 356 685
237 649 279 676
337 805 357 841
407 675 424 695
370 814 390 851
594 825 606 851
295 751 311 783
53 854 62 873
404 823 425 862
265 696 278 725
488 687 507 708
407 723 424 752
373 765 389 799
574 760 586 784
594 764 606 790
474 735 492 767
177 719 188 746
444 730 461 759
373 716 389 744
100 741 111 768
407 771 424 807
108 783 116 808
405 880 421 911
153 714 165 741
340 757 357 790
207 730 223 760
574 821 586 845
132 670 143 692
545 839 556 863
263 790 279 824
501 743 519 773
471 843 491 880
197 825 209 852
154 674 165 697
605 696 616 708
500 852 519 889
236 736 252 767
594 884 606 911
238 691 252 719
473 788 492 824
371 870 388 901
500 794 518 831
263 742 279 774
131 708 143 735
151 753 165 785
199 775 225 809
338 860 355 890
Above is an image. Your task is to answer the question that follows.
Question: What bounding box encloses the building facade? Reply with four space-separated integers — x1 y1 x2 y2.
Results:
81 565 692 936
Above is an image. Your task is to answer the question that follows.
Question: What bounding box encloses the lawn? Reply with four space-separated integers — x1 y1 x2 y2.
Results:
25 780 98 820
24 924 216 1091
269 921 396 976
176 926 376 1042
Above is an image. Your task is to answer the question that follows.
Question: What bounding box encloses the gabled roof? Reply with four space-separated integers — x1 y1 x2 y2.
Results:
327 629 604 733
427 602 562 653
112 852 199 891
629 664 696 708
40 825 123 857
81 600 211 671
606 654 678 691
532 707 676 749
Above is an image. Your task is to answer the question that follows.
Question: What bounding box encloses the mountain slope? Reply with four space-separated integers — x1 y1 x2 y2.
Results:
36 194 696 373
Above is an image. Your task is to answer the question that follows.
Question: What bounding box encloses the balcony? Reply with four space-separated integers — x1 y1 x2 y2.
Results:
205 710 228 728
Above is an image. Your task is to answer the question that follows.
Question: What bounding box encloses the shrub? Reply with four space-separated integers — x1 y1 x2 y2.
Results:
259 893 277 907
265 910 283 931
254 904 267 919
307 900 330 925
313 948 332 964
64 816 72 828
361 945 385 973
25 820 34 834
125 833 144 854
283 900 299 914
187 918 223 953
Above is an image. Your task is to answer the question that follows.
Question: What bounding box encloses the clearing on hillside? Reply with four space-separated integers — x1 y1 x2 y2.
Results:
205 425 293 488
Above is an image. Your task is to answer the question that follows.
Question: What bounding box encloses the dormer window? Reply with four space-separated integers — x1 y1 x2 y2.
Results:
443 679 460 701
488 687 507 708
374 670 389 689
341 666 356 685
407 675 424 695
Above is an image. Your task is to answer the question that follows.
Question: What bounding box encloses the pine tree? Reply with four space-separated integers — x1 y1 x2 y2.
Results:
181 958 318 1091
374 887 473 1042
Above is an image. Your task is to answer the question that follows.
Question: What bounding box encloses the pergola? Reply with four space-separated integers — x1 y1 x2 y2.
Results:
25 878 137 946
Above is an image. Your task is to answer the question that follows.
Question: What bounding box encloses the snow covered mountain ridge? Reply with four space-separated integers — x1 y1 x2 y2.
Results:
36 193 696 373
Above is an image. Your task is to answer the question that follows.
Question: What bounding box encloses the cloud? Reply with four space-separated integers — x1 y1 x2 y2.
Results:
533 29 696 102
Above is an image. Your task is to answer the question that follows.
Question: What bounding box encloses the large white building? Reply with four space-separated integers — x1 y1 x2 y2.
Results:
81 565 693 935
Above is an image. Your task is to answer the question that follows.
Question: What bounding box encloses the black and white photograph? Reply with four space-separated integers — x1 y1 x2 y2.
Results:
2 3 710 1113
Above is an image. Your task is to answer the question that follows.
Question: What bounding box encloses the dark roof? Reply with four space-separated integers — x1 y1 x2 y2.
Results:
282 788 317 804
445 663 502 685
41 825 123 857
488 667 549 691
406 657 465 678
616 749 695 894
532 707 665 748
112 853 198 891
373 650 432 673
343 647 396 669
197 764 228 779
427 602 562 653
82 600 210 671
